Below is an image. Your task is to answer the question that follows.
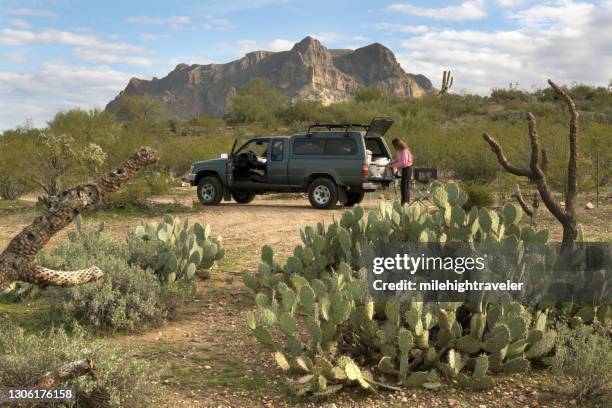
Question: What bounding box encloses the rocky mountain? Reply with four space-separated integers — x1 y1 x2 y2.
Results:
105 36 434 118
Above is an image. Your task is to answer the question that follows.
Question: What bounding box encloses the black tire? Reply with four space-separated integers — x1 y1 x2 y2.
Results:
231 190 256 204
308 178 338 209
197 176 223 205
343 191 365 207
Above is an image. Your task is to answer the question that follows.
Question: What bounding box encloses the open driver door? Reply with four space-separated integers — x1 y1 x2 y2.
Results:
224 139 238 200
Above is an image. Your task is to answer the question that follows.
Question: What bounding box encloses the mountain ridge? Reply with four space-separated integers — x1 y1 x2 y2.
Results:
105 36 434 118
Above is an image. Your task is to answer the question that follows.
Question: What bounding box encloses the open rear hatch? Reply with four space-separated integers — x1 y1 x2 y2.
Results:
365 117 395 185
365 116 393 138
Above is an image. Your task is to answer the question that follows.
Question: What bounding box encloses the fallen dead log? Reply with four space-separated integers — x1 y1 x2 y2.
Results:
0 147 158 292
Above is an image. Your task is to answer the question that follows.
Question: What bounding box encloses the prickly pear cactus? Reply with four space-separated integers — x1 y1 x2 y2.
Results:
130 214 224 283
244 183 568 396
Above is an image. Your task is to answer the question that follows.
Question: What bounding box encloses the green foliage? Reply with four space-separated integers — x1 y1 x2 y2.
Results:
244 183 561 396
461 181 496 210
128 214 224 284
225 78 288 125
0 322 155 407
104 170 172 209
354 86 387 103
39 222 195 332
1 83 611 196
116 95 166 123
551 323 612 404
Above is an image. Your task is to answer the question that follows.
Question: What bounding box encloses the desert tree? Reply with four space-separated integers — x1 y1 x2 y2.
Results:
0 147 158 292
437 70 454 96
34 131 107 197
482 79 579 248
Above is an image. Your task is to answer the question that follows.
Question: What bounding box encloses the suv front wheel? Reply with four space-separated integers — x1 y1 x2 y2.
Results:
308 178 338 209
197 176 223 205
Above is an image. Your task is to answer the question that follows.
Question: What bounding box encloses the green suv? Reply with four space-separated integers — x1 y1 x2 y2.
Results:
185 117 395 209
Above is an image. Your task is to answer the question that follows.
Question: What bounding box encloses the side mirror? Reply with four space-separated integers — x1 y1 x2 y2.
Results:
220 153 229 159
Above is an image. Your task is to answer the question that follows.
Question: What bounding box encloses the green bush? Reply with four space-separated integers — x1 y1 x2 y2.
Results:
40 230 177 332
461 181 496 209
552 323 612 404
0 322 155 407
104 177 152 208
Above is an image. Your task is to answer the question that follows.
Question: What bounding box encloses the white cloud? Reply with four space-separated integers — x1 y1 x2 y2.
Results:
374 23 431 34
8 18 31 29
3 8 58 18
0 63 133 129
139 33 167 41
0 28 152 66
73 49 153 67
308 33 369 44
202 18 232 30
396 0 612 94
388 1 486 21
127 15 232 30
126 15 192 29
2 53 27 63
234 38 295 56
497 0 528 7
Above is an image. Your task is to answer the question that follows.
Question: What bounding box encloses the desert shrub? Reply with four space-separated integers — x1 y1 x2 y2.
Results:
0 175 30 200
354 86 387 103
551 324 612 404
104 170 172 209
144 170 173 195
40 230 177 332
104 177 152 208
0 322 155 407
461 181 496 209
224 78 288 125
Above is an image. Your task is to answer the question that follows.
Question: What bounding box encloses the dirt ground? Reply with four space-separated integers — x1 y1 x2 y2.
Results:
1 189 609 407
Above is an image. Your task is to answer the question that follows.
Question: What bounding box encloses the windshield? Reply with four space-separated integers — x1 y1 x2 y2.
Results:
236 139 270 157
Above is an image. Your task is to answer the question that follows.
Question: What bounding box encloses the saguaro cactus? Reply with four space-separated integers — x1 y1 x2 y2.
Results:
438 70 453 96
482 80 579 248
0 147 159 292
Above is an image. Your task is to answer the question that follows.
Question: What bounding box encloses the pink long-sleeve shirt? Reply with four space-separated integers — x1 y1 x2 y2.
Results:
392 148 413 169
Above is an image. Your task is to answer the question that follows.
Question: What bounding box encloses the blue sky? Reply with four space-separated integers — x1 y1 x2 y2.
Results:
1 0 611 129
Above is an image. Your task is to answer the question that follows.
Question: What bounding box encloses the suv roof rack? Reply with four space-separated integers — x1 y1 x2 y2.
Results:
306 123 369 136
305 117 394 137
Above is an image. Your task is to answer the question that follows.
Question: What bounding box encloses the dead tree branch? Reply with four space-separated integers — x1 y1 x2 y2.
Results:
0 147 158 292
437 70 454 96
36 359 96 388
482 80 579 247
513 185 539 226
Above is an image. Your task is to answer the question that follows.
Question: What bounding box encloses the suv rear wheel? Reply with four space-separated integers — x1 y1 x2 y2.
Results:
197 176 223 205
343 191 365 207
308 178 338 209
231 190 256 204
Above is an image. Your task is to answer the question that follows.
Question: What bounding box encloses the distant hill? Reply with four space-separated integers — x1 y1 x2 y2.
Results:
105 36 434 118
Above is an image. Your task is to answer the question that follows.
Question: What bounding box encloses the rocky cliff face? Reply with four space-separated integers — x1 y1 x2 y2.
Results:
105 37 434 118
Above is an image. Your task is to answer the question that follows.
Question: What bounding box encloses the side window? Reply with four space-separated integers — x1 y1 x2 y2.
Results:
293 139 325 155
325 139 357 155
270 140 284 161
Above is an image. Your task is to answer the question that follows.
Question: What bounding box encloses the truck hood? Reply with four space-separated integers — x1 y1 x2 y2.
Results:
192 158 227 168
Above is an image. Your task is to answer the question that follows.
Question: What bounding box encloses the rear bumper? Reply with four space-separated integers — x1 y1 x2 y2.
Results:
362 177 394 191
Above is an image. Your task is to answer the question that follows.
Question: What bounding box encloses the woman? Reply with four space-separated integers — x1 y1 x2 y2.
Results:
391 138 413 205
